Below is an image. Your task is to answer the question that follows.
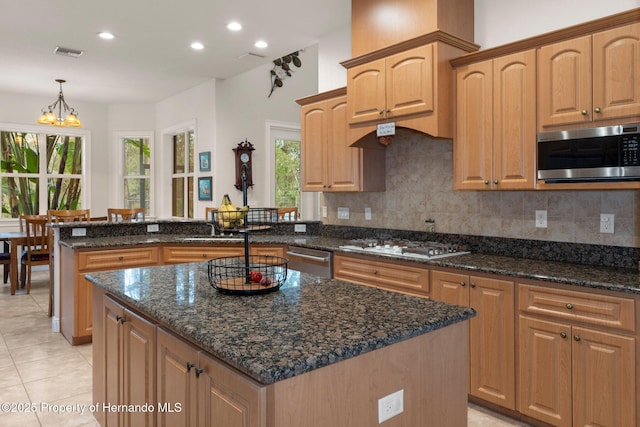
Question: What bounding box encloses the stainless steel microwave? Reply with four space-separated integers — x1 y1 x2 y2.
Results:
537 123 640 183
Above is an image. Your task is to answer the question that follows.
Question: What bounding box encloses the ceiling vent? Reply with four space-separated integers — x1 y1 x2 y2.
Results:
238 52 266 61
54 46 84 58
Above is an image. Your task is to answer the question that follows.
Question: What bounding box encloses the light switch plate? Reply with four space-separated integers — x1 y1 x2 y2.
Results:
535 210 547 228
365 207 372 221
322 206 327 218
337 207 349 219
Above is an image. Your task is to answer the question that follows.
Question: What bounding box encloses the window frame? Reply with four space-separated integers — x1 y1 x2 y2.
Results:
115 131 154 216
0 122 91 223
168 125 196 219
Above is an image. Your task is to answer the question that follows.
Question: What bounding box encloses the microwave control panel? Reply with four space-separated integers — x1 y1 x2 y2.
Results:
622 135 639 166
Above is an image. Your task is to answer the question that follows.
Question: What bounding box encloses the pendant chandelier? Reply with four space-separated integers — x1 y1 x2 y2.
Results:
36 79 82 127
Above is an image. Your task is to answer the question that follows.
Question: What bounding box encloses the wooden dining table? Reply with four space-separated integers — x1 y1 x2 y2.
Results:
0 231 27 295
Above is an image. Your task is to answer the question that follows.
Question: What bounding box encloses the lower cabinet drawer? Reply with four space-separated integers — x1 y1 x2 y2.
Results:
334 254 429 296
162 245 243 264
518 283 636 332
78 246 160 272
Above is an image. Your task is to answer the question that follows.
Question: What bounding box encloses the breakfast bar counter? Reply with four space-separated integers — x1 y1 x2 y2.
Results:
86 262 475 427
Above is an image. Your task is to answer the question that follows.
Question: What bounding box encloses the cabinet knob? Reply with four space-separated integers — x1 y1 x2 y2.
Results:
493 180 498 185
202 253 207 258
594 107 601 113
560 331 567 339
566 303 573 310
373 270 378 275
573 335 581 342
195 367 204 378
460 281 466 287
581 110 588 116
379 110 385 115
186 362 195 372
118 256 124 261
470 282 476 288
484 180 489 185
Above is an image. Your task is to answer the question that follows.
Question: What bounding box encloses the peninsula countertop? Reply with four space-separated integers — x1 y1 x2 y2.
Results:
63 233 640 295
86 262 476 384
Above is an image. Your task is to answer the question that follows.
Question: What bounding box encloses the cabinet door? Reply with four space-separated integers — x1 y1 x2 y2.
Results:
300 104 327 191
326 98 361 192
571 326 636 427
103 296 125 427
518 316 572 427
468 276 515 409
196 352 266 427
431 270 470 306
157 328 199 427
538 36 592 129
492 50 536 189
386 44 435 119
592 22 640 122
454 60 493 190
347 58 386 124
122 310 156 427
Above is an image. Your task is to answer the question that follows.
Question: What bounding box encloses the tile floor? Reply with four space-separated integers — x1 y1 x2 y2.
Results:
0 270 530 427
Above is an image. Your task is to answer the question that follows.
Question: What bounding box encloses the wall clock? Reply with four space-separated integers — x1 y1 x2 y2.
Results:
233 139 254 190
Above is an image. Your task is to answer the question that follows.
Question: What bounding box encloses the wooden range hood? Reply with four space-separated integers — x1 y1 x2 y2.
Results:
343 0 479 148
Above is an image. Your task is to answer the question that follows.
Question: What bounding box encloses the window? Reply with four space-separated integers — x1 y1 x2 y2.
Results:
274 138 301 210
120 134 151 214
1 128 85 218
171 130 195 218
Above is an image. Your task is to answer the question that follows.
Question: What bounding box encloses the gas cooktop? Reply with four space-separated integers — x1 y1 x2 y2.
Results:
338 239 469 261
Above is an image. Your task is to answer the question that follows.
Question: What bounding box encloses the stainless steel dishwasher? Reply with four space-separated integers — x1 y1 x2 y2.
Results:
286 246 333 278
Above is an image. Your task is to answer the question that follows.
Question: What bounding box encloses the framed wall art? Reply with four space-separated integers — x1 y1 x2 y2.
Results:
198 177 212 200
199 151 211 172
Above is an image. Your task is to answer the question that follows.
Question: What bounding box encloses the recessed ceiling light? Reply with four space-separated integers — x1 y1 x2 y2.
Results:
97 31 115 40
227 21 242 31
254 40 268 49
191 41 204 50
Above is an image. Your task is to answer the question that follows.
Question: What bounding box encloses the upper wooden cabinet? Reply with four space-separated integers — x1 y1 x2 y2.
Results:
454 50 537 190
351 0 474 57
297 88 385 192
538 22 640 130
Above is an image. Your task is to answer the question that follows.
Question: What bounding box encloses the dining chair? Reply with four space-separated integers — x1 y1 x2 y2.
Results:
277 207 298 222
20 215 50 295
205 207 217 221
107 208 145 222
0 241 10 284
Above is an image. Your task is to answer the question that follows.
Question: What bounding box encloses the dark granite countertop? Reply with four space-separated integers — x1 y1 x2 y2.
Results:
86 263 475 385
62 233 640 295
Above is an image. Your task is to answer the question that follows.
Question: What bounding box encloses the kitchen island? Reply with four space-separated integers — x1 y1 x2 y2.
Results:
87 262 475 427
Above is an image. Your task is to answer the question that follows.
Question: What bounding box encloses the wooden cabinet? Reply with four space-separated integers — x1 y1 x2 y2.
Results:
347 45 435 125
454 49 536 190
431 269 515 409
93 291 156 427
297 88 385 192
60 245 160 345
517 283 637 427
343 35 478 143
538 22 640 130
333 253 429 297
157 328 266 427
162 245 244 264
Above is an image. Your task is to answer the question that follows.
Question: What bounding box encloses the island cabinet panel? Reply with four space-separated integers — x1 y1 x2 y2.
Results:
268 321 469 427
538 22 640 130
517 283 637 427
93 291 156 427
333 253 430 297
60 245 160 346
156 328 266 427
431 269 515 410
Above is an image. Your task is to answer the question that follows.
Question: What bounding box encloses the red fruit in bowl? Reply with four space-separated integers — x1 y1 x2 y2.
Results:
249 270 262 283
260 277 272 286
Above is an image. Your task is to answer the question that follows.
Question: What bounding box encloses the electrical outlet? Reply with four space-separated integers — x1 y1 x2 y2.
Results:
147 223 159 233
535 210 547 228
365 207 372 221
294 224 306 233
322 206 327 218
71 227 86 237
337 207 349 220
378 389 404 423
600 214 614 234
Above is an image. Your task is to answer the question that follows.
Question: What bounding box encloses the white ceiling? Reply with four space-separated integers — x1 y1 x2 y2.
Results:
0 0 350 104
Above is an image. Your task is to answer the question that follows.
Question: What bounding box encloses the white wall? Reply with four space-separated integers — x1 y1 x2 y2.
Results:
317 26 351 92
214 44 319 210
475 0 639 48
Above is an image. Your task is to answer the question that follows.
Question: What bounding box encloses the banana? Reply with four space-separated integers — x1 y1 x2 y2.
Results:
218 194 249 228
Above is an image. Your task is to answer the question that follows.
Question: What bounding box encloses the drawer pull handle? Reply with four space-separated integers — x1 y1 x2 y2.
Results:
560 331 567 339
115 315 126 324
566 303 573 310
186 362 195 372
195 367 204 378
460 281 466 287
118 256 124 261
573 335 581 342
373 270 378 275
202 253 207 258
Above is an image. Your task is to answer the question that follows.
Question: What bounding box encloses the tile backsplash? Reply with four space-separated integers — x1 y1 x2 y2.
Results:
322 131 639 248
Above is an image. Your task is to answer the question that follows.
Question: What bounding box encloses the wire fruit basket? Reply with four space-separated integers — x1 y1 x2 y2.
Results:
207 255 288 295
211 207 279 232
